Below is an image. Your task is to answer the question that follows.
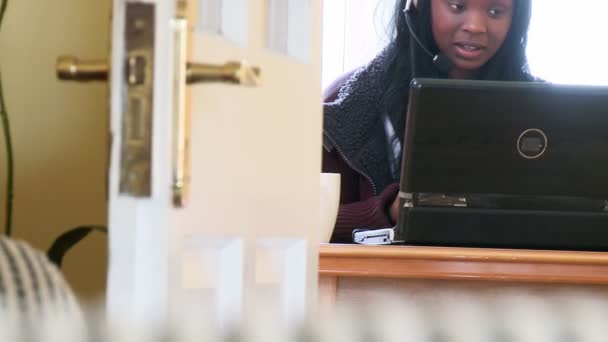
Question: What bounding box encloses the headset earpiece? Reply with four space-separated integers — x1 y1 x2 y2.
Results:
403 0 454 74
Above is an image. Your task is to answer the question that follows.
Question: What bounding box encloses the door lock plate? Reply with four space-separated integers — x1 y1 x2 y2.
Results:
119 2 155 197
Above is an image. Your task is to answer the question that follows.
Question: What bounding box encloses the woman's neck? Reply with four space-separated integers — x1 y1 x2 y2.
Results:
448 69 478 80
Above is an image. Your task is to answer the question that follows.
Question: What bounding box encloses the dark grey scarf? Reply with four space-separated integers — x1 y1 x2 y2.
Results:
323 44 403 194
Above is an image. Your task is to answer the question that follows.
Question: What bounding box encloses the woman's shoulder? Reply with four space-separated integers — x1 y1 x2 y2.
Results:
521 71 546 83
323 69 359 103
531 75 547 83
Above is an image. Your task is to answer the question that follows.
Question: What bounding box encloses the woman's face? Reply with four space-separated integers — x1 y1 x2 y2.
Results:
431 0 514 78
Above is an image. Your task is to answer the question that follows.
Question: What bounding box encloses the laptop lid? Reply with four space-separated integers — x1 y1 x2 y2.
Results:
401 78 608 200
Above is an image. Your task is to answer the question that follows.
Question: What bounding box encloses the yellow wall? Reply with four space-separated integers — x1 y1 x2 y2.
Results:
0 0 110 301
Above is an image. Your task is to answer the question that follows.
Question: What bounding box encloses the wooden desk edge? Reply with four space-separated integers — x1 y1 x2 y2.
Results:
320 244 608 265
319 244 608 285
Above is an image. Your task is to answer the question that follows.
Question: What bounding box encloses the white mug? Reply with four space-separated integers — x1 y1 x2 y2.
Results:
319 173 341 243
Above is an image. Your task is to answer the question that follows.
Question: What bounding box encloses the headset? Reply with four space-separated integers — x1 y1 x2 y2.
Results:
403 0 454 73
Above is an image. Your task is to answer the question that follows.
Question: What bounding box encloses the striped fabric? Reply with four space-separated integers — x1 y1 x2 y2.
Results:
0 236 82 321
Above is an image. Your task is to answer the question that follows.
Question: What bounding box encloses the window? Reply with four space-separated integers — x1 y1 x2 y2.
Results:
322 0 608 89
322 0 394 89
527 0 608 85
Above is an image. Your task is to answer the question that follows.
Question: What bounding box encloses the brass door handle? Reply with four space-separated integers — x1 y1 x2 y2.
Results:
56 56 260 86
186 61 261 86
56 19 261 208
56 56 109 81
171 17 262 208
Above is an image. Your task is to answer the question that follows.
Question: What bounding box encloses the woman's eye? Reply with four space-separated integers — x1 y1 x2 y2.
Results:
489 7 505 17
449 2 465 11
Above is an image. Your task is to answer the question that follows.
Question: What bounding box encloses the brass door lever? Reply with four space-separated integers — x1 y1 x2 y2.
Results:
56 56 260 86
56 56 109 81
186 61 260 86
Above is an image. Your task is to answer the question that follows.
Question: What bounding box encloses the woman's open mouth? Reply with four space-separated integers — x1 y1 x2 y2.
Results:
454 42 485 59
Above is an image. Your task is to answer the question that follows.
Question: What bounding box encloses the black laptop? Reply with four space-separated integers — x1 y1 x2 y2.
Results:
396 78 608 251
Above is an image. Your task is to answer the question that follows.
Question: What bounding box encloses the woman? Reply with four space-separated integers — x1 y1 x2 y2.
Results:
323 0 535 242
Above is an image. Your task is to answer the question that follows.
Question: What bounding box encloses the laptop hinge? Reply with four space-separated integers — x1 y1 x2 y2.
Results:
399 192 468 208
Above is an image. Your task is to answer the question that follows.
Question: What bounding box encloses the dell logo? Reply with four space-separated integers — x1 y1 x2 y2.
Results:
517 129 548 159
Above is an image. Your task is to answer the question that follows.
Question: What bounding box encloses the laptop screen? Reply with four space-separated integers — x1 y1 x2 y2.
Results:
400 78 608 201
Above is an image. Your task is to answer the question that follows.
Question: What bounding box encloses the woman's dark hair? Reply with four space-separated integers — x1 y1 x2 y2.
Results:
383 0 533 139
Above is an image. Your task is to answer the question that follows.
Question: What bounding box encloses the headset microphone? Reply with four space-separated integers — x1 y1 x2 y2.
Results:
403 0 453 74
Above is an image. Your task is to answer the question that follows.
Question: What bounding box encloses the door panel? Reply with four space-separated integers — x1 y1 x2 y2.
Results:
107 0 323 325
267 0 313 62
198 0 249 46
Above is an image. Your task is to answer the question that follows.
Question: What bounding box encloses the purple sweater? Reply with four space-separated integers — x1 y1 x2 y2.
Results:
323 147 400 243
322 73 400 243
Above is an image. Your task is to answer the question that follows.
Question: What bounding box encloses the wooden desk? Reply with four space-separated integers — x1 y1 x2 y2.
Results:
319 244 608 312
